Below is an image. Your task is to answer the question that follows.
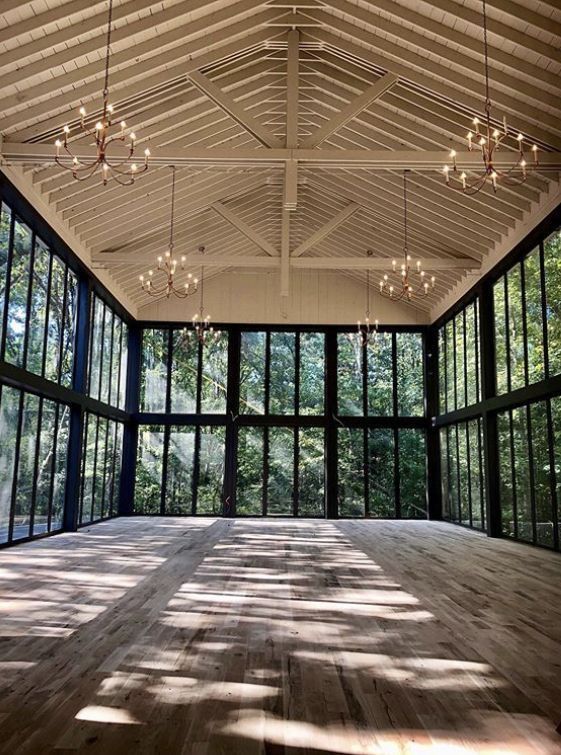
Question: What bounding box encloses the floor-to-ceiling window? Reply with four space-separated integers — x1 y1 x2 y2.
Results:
133 325 428 518
0 181 131 546
435 212 561 550
437 298 486 532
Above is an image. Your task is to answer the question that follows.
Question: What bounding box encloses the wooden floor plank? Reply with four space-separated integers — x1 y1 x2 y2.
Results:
0 518 559 754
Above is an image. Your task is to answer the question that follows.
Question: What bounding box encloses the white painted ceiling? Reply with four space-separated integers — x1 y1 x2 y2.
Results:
1 0 560 321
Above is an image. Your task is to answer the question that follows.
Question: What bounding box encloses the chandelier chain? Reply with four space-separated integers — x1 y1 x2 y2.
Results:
103 0 113 97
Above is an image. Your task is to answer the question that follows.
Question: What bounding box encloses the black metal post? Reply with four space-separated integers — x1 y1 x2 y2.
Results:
425 325 442 520
119 322 141 516
63 276 90 532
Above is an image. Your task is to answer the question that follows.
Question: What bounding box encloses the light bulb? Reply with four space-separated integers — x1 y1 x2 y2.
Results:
95 121 103 131
517 133 523 142
131 164 137 172
63 125 70 134
79 106 86 116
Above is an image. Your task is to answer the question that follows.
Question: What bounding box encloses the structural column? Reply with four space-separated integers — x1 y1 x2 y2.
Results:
119 322 141 516
63 276 90 531
479 283 502 538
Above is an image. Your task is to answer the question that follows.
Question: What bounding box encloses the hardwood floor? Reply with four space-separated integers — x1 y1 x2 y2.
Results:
0 518 560 754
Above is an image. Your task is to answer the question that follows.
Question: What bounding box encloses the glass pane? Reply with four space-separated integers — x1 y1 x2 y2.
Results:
44 255 65 383
438 327 446 414
530 401 553 548
140 329 169 412
494 279 508 395
109 317 122 408
267 427 294 515
447 425 459 522
367 332 393 416
26 239 49 377
89 296 103 401
200 332 228 413
0 386 19 544
367 428 395 517
13 392 39 541
299 333 324 415
544 227 561 376
445 320 455 411
197 426 226 515
51 404 69 530
236 426 264 515
465 303 479 407
0 203 12 350
512 406 532 542
239 332 266 415
338 428 365 516
440 428 450 519
396 332 424 416
80 413 97 524
119 323 128 410
468 419 484 531
5 218 32 368
337 333 363 416
167 426 195 515
457 422 470 525
112 423 124 515
35 399 56 536
399 429 427 519
102 418 115 519
550 395 561 548
93 418 107 521
507 265 525 391
135 426 165 514
170 330 198 413
298 428 324 517
99 306 113 404
497 411 515 537
269 332 296 415
61 270 77 389
524 249 545 386
455 314 466 410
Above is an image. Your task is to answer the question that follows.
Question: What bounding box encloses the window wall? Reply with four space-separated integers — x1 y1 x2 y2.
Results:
79 413 124 525
134 326 427 519
0 383 70 544
440 420 485 531
1 202 77 387
88 293 128 410
438 298 481 414
435 214 561 551
1 181 130 548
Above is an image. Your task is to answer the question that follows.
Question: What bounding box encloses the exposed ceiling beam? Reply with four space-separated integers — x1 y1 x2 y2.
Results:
301 72 399 149
93 253 480 270
5 143 560 170
286 29 300 149
211 201 279 256
189 70 283 149
292 202 360 257
281 209 290 298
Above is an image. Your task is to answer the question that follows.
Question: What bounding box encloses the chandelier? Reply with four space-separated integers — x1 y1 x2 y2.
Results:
443 0 538 195
139 167 199 299
379 171 434 302
189 252 220 345
54 0 150 185
357 250 379 346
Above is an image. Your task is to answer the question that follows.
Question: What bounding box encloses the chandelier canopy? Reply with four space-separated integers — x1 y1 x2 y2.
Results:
357 250 379 346
443 0 538 195
379 171 435 303
54 0 150 185
139 167 199 299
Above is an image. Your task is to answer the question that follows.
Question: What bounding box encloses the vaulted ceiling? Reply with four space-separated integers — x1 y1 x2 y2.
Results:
1 0 561 321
